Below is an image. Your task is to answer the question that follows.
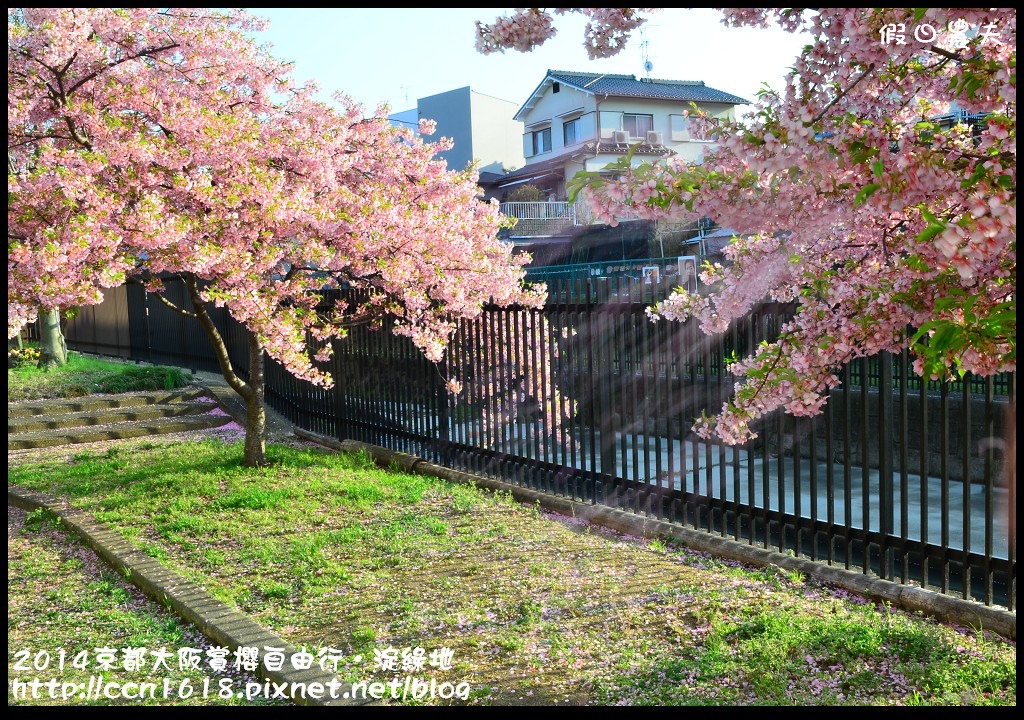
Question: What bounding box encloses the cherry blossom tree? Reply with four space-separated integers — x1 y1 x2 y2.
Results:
476 8 1016 444
9 8 543 466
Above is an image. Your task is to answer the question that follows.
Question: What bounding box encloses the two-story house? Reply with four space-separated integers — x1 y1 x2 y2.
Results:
495 69 748 268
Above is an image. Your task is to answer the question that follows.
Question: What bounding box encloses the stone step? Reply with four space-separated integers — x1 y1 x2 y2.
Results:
7 389 206 418
8 414 233 450
8 402 220 434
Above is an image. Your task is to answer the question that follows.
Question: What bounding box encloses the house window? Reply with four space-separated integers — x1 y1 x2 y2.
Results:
599 111 622 139
532 127 552 155
623 113 653 139
563 118 580 146
670 114 691 141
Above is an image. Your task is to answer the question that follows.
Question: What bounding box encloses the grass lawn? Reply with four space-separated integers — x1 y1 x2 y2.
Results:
8 505 287 706
7 431 1016 706
7 348 191 401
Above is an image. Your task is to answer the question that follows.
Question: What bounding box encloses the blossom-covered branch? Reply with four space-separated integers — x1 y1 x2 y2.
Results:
9 8 546 465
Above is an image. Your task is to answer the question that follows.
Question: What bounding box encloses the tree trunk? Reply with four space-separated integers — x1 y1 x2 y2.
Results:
37 307 68 369
183 276 269 468
244 331 268 468
8 329 24 368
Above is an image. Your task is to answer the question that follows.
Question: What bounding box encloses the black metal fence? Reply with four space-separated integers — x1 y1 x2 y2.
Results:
62 277 1017 611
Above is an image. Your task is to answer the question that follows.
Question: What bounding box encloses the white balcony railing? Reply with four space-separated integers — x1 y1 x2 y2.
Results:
499 201 598 237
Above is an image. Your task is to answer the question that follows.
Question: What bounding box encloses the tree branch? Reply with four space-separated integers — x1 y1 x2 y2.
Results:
66 42 180 97
810 63 876 124
184 274 254 402
150 291 197 318
926 45 967 63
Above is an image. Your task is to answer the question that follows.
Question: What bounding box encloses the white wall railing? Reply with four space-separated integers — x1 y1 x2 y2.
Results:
499 200 599 237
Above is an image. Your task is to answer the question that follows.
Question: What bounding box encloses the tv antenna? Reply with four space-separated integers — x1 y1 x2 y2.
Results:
640 28 653 77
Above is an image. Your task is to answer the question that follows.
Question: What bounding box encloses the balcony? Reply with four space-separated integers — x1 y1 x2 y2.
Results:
499 200 599 238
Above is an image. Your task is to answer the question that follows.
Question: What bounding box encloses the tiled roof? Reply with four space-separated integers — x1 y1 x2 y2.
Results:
546 70 748 105
497 157 567 182
493 141 673 186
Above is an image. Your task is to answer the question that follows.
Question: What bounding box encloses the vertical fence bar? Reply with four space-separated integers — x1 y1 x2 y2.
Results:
860 356 871 575
532 309 548 473
716 329 728 537
666 317 679 524
507 308 522 472
598 308 617 486
899 343 910 585
362 322 375 447
380 326 395 451
400 326 414 455
436 338 451 467
520 308 534 472
465 316 479 468
628 310 640 491
983 375 995 606
567 309 581 487
776 406 787 554
341 326 356 444
619 305 634 509
367 324 381 447
843 363 853 570
806 410 819 562
468 316 483 476
494 308 509 479
549 307 562 474
587 306 600 479
824 383 835 565
745 315 757 547
940 381 950 595
450 321 463 459
654 311 666 515
761 312 774 547
794 416 804 557
702 320 714 533
642 307 655 493
962 373 972 600
537 309 551 471
878 351 893 581
1007 372 1016 611
484 310 498 475
919 356 930 592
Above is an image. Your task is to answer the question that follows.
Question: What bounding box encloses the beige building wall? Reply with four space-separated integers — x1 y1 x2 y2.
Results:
417 86 524 176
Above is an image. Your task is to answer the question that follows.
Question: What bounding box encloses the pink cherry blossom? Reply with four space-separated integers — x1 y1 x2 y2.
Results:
475 7 1015 443
9 8 549 465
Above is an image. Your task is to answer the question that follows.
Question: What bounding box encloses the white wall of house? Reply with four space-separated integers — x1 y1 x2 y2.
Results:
520 81 595 161
520 84 741 169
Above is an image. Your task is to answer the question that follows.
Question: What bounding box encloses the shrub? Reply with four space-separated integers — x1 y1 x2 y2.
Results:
506 184 545 203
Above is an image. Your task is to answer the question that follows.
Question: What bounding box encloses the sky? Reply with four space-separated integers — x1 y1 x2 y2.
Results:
247 8 810 116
